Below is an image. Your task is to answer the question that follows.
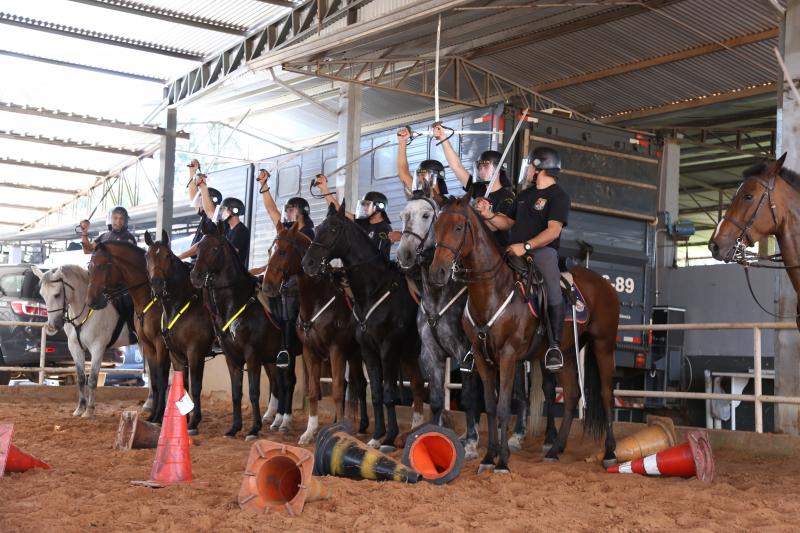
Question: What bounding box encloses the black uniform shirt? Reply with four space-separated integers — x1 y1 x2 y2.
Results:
355 217 392 260
465 176 515 247
225 222 251 266
95 229 137 246
507 184 570 250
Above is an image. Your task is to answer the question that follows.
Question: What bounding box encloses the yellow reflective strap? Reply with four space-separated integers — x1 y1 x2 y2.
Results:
167 299 193 330
222 302 250 332
78 308 94 326
142 296 158 315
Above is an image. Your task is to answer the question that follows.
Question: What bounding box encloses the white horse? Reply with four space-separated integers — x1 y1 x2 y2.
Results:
34 265 137 417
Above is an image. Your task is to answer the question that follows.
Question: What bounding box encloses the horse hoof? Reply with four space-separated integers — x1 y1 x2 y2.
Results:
494 467 511 474
508 436 524 452
542 444 553 454
298 434 313 446
187 428 199 436
278 426 290 433
477 464 495 474
543 456 559 463
245 434 259 441
366 438 381 449
464 443 479 461
602 458 618 469
224 429 239 438
72 407 86 417
379 445 396 454
81 410 95 419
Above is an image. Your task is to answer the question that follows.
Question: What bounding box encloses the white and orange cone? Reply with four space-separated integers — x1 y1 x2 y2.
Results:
607 430 715 483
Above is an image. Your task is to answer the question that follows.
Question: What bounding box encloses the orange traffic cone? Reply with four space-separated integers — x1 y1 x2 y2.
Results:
131 371 193 488
402 424 465 485
238 440 328 516
0 423 49 477
607 430 715 483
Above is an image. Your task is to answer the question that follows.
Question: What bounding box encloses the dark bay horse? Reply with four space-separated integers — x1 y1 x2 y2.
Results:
144 230 213 435
710 154 800 327
302 202 426 450
397 192 484 459
263 223 369 444
429 194 619 473
189 221 289 439
86 241 171 423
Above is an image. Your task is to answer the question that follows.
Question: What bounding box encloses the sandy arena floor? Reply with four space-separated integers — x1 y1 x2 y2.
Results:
0 386 798 532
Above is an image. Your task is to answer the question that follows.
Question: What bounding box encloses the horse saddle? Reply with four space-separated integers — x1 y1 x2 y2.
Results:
507 256 589 324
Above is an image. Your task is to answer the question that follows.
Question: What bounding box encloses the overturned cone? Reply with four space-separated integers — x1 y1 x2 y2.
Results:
239 440 328 516
115 411 161 451
402 424 465 485
313 421 421 483
596 415 677 464
607 430 715 483
0 423 49 477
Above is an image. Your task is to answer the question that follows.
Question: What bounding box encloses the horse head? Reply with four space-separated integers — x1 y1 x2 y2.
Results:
263 223 311 298
190 220 229 289
144 229 176 295
86 244 124 310
710 153 790 262
397 191 441 270
33 266 65 334
429 193 482 287
302 201 350 277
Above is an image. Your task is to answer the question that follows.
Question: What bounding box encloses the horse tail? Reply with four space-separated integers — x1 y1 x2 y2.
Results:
582 341 607 441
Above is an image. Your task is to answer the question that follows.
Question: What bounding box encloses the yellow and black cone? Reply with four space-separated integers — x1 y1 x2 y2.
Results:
313 421 421 483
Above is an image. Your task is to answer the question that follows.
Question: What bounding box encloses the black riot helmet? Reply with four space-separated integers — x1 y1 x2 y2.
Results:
477 150 502 168
206 187 223 207
107 206 130 232
283 196 311 225
474 149 510 188
529 147 561 175
414 159 448 195
356 191 390 223
220 197 245 221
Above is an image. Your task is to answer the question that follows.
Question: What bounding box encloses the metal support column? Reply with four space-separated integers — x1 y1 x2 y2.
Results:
336 83 363 209
156 106 176 238
775 0 800 434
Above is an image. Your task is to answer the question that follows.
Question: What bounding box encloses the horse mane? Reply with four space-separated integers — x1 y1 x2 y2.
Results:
327 210 391 266
44 264 88 285
209 230 255 282
97 241 144 256
442 195 504 257
743 161 800 194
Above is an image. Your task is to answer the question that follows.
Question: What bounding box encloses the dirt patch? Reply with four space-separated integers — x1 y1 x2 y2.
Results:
0 387 798 532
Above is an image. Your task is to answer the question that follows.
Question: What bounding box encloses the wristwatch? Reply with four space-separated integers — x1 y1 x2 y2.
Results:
524 242 532 251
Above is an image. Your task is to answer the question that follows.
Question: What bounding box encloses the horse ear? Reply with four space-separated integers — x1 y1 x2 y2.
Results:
161 229 170 246
777 152 788 168
338 199 347 217
31 265 45 280
216 220 226 235
327 202 337 217
277 221 285 233
200 219 214 235
432 192 446 208
144 231 153 246
464 185 476 202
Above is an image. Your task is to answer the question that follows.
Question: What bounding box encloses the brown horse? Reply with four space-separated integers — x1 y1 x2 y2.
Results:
189 221 289 439
710 154 800 326
144 230 213 435
86 241 171 423
262 223 369 444
429 194 619 473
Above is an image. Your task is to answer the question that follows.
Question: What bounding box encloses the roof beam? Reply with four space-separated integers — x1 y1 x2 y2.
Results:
0 157 105 176
464 0 682 59
0 49 165 83
268 68 338 118
0 129 144 156
65 0 248 36
250 0 297 8
0 202 50 212
600 83 777 124
0 12 203 60
680 156 759 175
533 28 778 92
0 182 80 194
0 101 190 138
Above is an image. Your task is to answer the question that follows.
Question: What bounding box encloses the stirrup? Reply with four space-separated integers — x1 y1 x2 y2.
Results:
459 350 475 373
276 350 290 368
544 346 564 372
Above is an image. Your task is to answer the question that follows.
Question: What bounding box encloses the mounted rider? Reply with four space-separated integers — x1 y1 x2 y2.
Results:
79 206 137 253
252 168 315 368
475 146 570 372
396 126 449 198
315 174 399 260
178 159 223 262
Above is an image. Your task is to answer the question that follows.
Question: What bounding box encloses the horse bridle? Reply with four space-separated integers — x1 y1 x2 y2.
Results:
267 234 309 293
89 247 149 302
434 206 504 282
723 173 779 263
401 196 438 261
308 219 382 273
46 276 88 327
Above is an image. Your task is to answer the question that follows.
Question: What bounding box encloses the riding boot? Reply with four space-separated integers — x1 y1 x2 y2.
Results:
544 304 565 372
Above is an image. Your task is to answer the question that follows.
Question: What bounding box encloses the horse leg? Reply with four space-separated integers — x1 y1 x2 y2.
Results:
279 355 297 432
299 350 322 445
245 357 263 440
330 348 347 424
461 368 481 460
508 361 528 451
68 336 87 416
381 369 400 450
262 380 279 425
477 359 498 473
142 353 154 413
541 360 558 452
224 357 244 437
187 349 205 436
495 355 517 473
349 358 370 434
403 357 426 430
592 337 618 468
83 344 104 418
263 363 285 431
154 343 171 424
364 360 385 449
544 350 579 462
420 343 445 426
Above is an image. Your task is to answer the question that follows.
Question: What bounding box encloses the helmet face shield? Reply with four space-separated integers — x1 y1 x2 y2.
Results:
106 208 128 231
355 200 377 219
474 160 496 182
413 168 435 193
282 205 300 224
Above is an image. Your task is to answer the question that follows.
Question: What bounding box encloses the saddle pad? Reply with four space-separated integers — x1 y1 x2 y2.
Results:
520 279 588 324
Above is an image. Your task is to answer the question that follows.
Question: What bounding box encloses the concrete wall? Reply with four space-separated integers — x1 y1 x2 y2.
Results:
660 264 798 358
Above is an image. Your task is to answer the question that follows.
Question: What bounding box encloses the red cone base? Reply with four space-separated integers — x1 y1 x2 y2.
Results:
131 371 192 488
607 430 714 483
0 423 49 477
